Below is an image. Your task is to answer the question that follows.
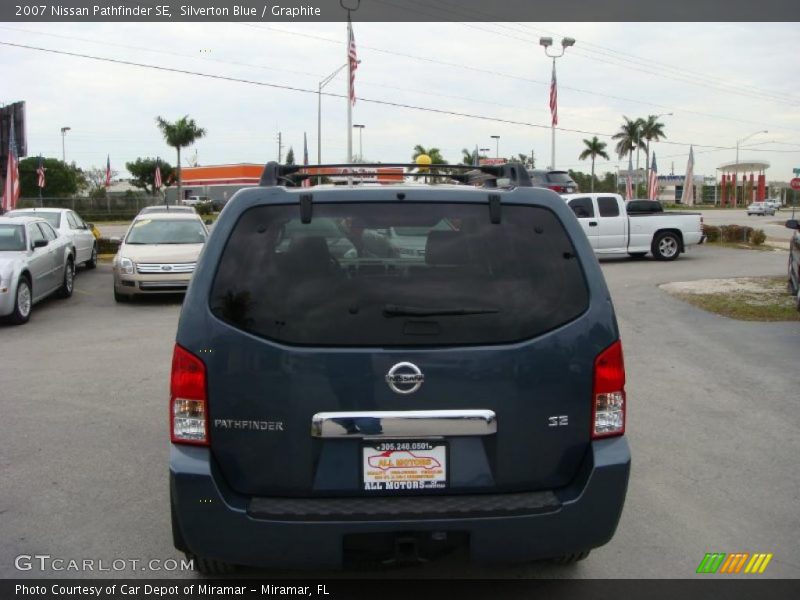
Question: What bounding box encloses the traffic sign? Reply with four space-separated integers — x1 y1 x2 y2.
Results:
791 178 800 191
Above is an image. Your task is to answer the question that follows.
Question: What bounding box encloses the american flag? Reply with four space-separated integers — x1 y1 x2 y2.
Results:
647 152 658 200
348 20 358 106
549 61 558 126
105 155 112 188
36 154 46 189
625 153 633 200
2 118 20 212
154 157 162 190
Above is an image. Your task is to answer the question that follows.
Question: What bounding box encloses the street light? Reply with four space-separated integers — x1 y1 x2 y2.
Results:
352 124 365 162
734 130 767 205
490 135 500 160
539 36 575 170
317 63 350 164
60 126 71 162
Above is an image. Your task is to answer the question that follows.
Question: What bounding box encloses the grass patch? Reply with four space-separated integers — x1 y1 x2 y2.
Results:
668 277 799 321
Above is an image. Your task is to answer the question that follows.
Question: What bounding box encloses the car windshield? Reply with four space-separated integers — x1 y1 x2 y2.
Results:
9 211 61 228
140 206 194 214
0 224 26 251
210 202 589 346
125 219 207 245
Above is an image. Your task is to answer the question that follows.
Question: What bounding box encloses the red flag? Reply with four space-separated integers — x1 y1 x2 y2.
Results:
2 119 20 211
105 154 112 188
625 153 633 200
646 152 658 200
549 61 558 126
154 157 163 190
36 155 46 189
348 20 358 106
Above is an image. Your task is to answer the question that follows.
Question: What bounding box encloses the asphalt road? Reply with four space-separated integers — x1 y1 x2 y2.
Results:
0 245 798 579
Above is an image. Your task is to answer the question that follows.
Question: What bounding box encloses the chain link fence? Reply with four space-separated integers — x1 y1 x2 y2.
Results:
15 194 172 221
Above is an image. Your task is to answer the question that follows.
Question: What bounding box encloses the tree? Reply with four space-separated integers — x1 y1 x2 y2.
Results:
18 157 83 198
578 137 610 192
412 145 448 182
155 115 206 204
611 116 644 161
285 147 295 165
461 148 478 165
640 114 667 175
126 157 175 196
84 166 119 198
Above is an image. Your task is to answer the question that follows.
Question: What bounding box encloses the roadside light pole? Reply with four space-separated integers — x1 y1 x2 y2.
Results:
60 126 71 162
352 124 365 161
735 129 767 205
479 148 490 165
490 135 500 160
539 36 574 170
318 63 349 164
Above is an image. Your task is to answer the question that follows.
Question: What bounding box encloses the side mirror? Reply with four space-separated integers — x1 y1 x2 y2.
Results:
33 239 49 249
785 219 799 230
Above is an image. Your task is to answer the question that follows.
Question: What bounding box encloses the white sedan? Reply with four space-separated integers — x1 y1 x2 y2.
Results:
746 202 775 216
5 207 97 268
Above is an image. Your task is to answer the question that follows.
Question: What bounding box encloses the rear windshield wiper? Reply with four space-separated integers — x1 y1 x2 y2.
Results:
383 304 500 317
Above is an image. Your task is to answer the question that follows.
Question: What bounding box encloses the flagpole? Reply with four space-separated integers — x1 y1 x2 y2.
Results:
346 13 353 164
550 57 556 170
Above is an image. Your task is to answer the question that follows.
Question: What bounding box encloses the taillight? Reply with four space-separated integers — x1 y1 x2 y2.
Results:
170 344 209 446
548 184 567 193
592 340 626 439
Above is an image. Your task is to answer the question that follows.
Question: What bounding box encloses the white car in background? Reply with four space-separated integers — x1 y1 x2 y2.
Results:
747 202 775 216
5 207 97 268
764 199 781 212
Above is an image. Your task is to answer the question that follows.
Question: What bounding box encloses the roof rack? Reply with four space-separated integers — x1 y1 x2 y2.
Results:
258 162 532 188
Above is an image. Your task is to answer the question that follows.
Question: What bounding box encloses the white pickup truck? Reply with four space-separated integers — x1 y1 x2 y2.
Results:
562 193 704 260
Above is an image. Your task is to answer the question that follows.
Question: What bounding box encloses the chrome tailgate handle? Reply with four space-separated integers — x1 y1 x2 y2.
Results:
311 409 496 438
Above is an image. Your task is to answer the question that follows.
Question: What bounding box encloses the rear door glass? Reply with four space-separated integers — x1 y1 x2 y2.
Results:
210 202 589 346
568 197 594 219
597 197 620 217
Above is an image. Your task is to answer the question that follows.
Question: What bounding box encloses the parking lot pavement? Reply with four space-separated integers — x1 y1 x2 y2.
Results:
0 246 798 579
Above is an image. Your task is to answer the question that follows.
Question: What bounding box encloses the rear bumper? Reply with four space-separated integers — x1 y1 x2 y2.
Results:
170 437 631 569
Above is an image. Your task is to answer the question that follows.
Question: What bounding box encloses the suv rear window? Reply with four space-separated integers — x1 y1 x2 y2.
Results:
546 172 574 183
210 202 589 346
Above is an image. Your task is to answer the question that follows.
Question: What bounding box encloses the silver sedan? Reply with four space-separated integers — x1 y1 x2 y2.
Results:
0 216 75 325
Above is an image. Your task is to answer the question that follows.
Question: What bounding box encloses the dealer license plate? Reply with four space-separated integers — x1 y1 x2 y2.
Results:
361 440 447 492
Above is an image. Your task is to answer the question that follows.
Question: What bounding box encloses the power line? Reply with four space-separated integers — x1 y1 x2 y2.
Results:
3 40 797 159
233 23 800 133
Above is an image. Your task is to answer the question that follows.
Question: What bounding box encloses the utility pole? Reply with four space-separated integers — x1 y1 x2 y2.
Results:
277 132 283 163
530 149 535 168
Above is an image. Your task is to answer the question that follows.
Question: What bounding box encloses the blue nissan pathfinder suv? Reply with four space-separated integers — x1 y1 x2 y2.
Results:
169 162 630 573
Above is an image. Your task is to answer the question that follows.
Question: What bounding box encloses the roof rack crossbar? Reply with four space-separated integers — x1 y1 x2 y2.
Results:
258 161 532 188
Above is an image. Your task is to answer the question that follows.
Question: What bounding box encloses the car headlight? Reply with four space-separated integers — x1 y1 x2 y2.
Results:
114 256 134 275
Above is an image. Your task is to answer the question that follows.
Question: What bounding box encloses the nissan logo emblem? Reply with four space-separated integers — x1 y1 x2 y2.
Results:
386 362 424 395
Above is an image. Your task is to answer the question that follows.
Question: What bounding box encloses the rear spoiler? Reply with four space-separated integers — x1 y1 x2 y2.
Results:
258 162 532 189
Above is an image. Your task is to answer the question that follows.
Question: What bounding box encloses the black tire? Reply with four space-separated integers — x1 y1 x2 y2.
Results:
7 277 32 325
114 288 130 303
652 231 681 261
86 243 98 269
186 553 236 576
628 252 647 259
58 259 75 298
551 550 591 565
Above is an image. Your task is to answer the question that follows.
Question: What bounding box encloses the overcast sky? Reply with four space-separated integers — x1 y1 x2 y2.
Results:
1 21 799 182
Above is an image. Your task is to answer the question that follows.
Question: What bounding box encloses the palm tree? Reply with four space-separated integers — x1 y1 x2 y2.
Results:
155 115 206 204
579 137 610 192
412 145 448 182
640 114 667 174
612 116 645 194
461 148 477 165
